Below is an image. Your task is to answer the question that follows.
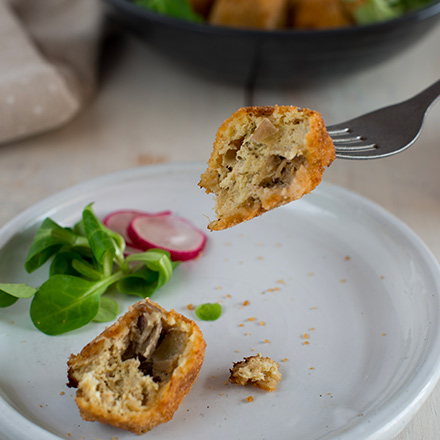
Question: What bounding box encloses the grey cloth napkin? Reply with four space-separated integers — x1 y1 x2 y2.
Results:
0 0 103 144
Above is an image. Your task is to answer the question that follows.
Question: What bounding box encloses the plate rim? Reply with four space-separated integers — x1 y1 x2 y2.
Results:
1 161 440 440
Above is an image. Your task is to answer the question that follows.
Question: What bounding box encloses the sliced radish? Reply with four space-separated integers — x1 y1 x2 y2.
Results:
128 214 207 261
103 210 171 247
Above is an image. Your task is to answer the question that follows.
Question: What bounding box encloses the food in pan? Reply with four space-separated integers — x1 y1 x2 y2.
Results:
135 0 438 29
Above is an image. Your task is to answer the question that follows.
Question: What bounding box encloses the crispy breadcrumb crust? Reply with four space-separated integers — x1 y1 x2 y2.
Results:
67 299 206 434
209 0 288 29
293 0 353 29
199 105 335 231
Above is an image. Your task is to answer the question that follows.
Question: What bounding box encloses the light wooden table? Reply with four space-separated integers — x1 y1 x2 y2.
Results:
1 22 440 440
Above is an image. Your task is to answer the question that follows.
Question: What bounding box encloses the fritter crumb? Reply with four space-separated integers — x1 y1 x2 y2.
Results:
229 353 281 392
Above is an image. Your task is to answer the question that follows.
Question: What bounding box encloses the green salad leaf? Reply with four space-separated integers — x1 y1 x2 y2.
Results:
134 0 203 22
0 290 19 308
71 258 103 281
2 204 179 335
49 251 97 278
82 204 120 276
30 274 110 335
93 296 120 323
24 218 89 273
117 266 164 298
0 283 37 307
126 249 175 286
347 0 436 24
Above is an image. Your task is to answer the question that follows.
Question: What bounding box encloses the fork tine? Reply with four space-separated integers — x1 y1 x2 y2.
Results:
327 128 350 135
329 123 381 158
331 135 364 144
328 126 369 145
335 149 382 160
334 143 377 151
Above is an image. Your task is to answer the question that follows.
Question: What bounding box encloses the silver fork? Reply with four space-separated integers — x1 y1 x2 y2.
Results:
327 78 440 160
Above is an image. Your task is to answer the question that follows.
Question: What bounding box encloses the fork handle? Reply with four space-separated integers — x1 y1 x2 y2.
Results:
408 78 440 113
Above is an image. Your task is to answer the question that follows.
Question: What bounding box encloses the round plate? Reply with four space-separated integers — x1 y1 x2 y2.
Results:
1 163 440 440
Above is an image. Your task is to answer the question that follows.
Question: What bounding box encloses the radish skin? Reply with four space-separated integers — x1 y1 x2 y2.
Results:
128 214 207 261
103 210 171 247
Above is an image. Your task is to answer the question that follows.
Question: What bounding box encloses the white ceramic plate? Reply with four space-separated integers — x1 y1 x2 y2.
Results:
1 163 440 440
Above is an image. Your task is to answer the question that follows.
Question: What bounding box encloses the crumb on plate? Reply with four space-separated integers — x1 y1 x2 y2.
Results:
229 353 281 392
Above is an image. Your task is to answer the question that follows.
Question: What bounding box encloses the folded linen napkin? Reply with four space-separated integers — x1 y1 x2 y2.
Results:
0 0 102 144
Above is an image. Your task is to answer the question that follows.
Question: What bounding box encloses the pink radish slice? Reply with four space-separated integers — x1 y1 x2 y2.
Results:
128 214 207 261
103 210 171 247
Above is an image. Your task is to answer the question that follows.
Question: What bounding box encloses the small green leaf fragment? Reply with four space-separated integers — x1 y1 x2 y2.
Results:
195 303 222 321
93 296 119 322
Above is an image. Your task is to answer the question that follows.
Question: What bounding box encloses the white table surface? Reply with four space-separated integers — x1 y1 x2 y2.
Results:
1 20 440 440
